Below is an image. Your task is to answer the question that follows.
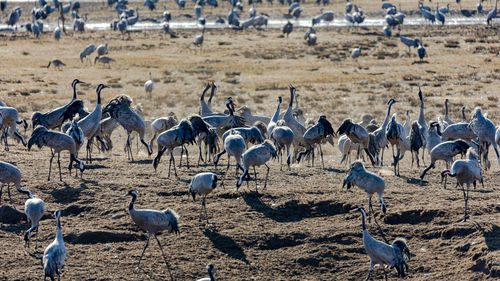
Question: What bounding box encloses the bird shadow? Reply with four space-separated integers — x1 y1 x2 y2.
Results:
399 175 426 186
243 194 351 223
50 184 86 204
323 168 345 174
412 60 429 64
129 159 153 165
203 229 249 264
483 224 499 251
82 164 107 170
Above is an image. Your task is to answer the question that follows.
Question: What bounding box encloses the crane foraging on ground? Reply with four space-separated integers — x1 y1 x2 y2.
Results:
17 186 45 248
236 140 277 192
343 161 386 221
441 148 483 222
353 207 410 281
125 190 179 271
189 172 218 224
28 126 85 181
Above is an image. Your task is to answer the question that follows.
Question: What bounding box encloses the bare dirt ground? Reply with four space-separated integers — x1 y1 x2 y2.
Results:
0 22 499 280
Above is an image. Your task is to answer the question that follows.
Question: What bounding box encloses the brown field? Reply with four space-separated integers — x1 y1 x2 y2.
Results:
0 19 499 281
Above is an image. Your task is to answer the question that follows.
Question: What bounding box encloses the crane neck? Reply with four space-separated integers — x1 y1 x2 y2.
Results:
128 193 137 211
445 100 449 117
381 101 393 130
271 100 281 123
56 216 64 242
96 88 102 105
201 85 209 101
208 269 215 281
72 82 78 101
226 102 234 116
289 88 295 108
17 187 33 198
462 107 466 122
359 209 367 230
208 85 216 104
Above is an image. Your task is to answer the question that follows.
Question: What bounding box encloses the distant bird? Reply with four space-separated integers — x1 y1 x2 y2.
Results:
344 161 386 220
354 207 410 281
103 95 152 161
420 138 470 181
94 56 115 67
248 0 256 18
79 44 96 63
96 42 108 57
282 21 293 37
1 0 7 12
487 0 498 25
196 264 216 281
189 172 218 224
398 34 419 53
351 47 361 59
306 32 317 45
477 1 483 13
386 114 406 176
144 72 154 99
441 148 483 221
194 28 205 46
383 25 392 37
43 210 66 281
54 18 61 40
435 2 445 24
28 126 85 181
47 59 65 69
125 190 179 270
236 140 277 192
0 161 22 202
417 36 426 61
17 186 45 248
439 3 449 13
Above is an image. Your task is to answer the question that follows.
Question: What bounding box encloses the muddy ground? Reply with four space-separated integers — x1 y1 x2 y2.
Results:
0 22 499 280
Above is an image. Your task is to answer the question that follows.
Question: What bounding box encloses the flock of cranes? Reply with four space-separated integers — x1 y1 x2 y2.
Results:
0 76 497 279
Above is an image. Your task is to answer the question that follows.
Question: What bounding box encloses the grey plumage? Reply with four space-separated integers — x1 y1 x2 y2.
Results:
237 106 270 126
153 116 209 177
96 42 108 57
270 124 294 171
103 94 152 161
337 119 375 165
32 79 85 130
267 96 282 138
214 131 245 186
297 115 334 168
0 161 22 202
283 86 307 163
16 186 45 248
398 34 419 53
80 44 96 63
344 161 386 219
282 21 293 37
189 172 217 224
221 126 263 147
236 140 277 192
487 0 498 25
386 114 405 176
73 84 108 163
441 148 483 221
149 114 178 149
125 190 179 270
144 72 154 99
410 121 424 167
420 137 470 181
371 99 396 166
43 210 66 281
468 107 500 166
202 98 244 134
0 106 27 150
28 126 85 181
47 59 65 69
94 56 115 67
354 207 410 281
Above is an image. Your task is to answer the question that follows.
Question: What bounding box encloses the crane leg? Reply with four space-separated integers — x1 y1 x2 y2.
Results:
57 153 62 181
319 144 324 169
263 163 270 190
178 147 183 168
153 235 174 281
7 184 11 203
253 166 258 192
463 183 470 222
136 234 151 269
0 184 2 202
171 151 178 177
48 152 56 181
184 145 190 169
202 197 209 224
287 145 291 170
197 141 203 166
364 260 374 281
